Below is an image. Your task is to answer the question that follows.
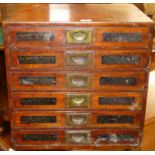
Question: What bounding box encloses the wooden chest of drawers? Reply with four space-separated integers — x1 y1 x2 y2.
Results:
3 4 154 150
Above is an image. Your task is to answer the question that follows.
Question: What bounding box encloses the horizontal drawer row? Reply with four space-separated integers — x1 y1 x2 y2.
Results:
12 92 144 110
14 129 140 146
13 111 140 129
7 26 149 48
10 71 146 91
10 49 149 70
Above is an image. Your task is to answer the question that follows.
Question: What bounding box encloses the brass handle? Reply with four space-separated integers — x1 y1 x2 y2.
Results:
72 97 85 106
70 115 87 125
66 29 93 44
66 94 91 108
66 74 91 88
71 78 85 87
71 134 87 143
72 31 88 41
66 113 90 126
66 131 90 144
71 55 87 65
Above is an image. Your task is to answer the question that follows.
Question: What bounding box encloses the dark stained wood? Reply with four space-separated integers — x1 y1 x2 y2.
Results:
2 4 154 150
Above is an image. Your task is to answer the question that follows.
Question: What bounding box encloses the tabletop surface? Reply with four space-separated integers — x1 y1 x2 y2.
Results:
1 4 153 23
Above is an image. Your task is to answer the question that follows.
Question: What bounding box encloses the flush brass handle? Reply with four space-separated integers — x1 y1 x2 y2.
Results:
66 94 91 108
66 29 93 44
71 134 87 143
66 74 91 88
66 113 89 126
66 131 91 144
71 78 86 87
65 51 92 67
71 115 87 125
72 97 85 106
72 31 88 41
71 55 87 65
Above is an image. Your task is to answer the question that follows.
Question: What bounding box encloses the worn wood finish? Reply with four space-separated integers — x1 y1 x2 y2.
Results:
2 4 154 150
6 26 149 48
12 91 144 110
14 129 139 146
9 49 149 70
13 110 141 129
10 71 146 91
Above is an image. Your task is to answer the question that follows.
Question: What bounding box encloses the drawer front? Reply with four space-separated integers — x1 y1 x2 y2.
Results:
10 49 148 70
95 27 149 48
13 111 140 129
11 71 146 91
8 26 149 48
8 26 64 48
14 129 139 146
12 92 143 110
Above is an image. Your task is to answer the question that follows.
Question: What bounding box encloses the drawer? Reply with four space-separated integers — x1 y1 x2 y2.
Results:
8 26 64 48
95 27 149 48
10 49 149 70
11 71 146 91
8 26 149 48
12 92 143 110
13 111 140 129
14 129 139 146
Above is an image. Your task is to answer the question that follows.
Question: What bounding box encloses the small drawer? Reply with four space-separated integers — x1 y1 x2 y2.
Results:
7 26 64 48
13 111 140 129
66 29 93 44
11 71 146 91
9 49 148 70
95 27 149 48
14 129 139 146
12 91 143 110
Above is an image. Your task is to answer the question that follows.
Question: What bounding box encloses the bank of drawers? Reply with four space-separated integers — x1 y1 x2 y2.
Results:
5 25 151 149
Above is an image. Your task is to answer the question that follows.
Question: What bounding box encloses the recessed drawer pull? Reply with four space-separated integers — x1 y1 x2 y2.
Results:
71 55 87 65
66 94 91 108
71 116 86 125
72 97 85 106
66 113 90 126
66 74 91 88
72 31 88 41
66 29 93 44
65 51 92 67
71 134 87 143
71 78 85 87
66 131 90 144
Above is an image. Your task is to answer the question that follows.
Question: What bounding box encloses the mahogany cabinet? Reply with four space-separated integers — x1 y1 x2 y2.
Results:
2 4 154 150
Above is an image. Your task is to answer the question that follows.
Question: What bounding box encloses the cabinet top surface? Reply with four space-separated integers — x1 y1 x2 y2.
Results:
2 4 153 24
